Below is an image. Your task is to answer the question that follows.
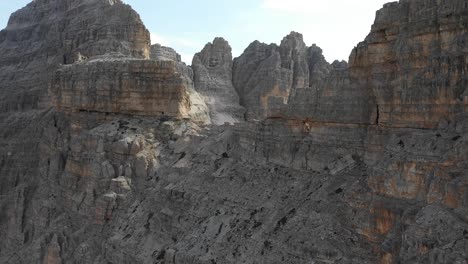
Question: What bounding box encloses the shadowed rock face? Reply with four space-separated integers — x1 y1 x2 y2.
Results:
192 38 245 125
232 32 312 119
0 1 467 264
287 59 375 124
230 31 372 122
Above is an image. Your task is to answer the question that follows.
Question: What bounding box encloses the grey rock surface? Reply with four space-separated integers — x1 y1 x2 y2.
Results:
348 0 468 128
233 32 312 119
151 44 182 62
232 31 375 123
0 1 467 264
50 58 195 118
149 44 212 125
287 59 374 124
2 111 466 264
0 0 151 112
192 38 245 125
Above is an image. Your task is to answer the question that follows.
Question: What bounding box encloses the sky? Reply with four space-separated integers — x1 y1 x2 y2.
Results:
0 0 392 64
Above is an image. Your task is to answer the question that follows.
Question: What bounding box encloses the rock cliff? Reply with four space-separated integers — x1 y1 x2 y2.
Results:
0 0 150 112
151 44 182 62
192 38 245 124
350 0 468 129
0 0 467 264
232 32 312 119
232 0 467 126
51 56 193 118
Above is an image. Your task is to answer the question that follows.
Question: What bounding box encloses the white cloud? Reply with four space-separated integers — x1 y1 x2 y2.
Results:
262 0 321 13
260 0 391 61
150 32 170 46
261 0 381 15
149 32 203 64
170 37 203 49
150 32 203 49
179 53 194 65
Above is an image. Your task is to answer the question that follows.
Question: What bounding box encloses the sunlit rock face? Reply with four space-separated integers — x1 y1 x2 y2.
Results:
0 0 467 264
51 57 192 118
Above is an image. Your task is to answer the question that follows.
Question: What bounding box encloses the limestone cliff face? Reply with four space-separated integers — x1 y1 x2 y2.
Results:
0 1 467 264
192 38 245 124
349 0 468 129
151 44 182 62
231 31 370 122
0 0 150 112
149 44 212 123
0 1 206 262
233 0 467 127
232 32 311 119
50 56 192 118
288 59 375 124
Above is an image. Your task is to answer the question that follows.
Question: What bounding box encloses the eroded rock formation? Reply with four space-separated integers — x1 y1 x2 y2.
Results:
51 56 193 117
151 44 182 62
350 0 468 129
0 0 150 112
233 32 312 119
192 38 245 124
0 0 467 264
232 0 467 127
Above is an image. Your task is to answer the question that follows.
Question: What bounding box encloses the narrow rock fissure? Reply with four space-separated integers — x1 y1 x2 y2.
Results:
375 104 380 125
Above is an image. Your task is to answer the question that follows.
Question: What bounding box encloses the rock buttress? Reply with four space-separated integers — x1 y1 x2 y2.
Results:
50 57 192 118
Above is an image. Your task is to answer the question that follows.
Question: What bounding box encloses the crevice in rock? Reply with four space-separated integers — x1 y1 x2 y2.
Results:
375 104 380 125
144 212 154 230
274 208 296 232
216 223 224 237
335 188 344 194
155 249 165 260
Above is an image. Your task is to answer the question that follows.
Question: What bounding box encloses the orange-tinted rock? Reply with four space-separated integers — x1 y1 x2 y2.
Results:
349 0 468 129
51 57 191 118
42 235 62 264
368 161 433 200
0 1 467 264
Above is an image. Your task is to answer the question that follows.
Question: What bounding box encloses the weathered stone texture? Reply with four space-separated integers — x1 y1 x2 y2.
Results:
150 44 212 124
0 0 150 112
288 60 375 124
349 0 468 129
151 44 182 62
50 57 192 118
233 1 467 127
0 1 467 264
233 32 311 119
192 38 245 124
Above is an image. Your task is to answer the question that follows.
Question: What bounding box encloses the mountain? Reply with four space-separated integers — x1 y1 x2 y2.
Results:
0 0 466 263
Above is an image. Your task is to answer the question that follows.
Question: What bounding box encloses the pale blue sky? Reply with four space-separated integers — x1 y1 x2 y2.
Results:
1 0 391 64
